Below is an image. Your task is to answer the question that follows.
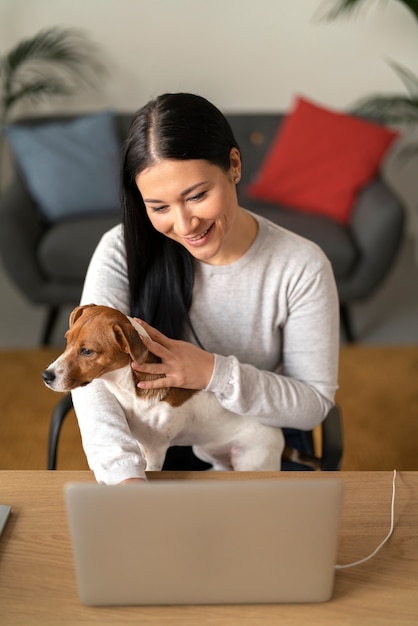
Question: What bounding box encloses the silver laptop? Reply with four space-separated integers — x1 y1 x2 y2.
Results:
65 478 344 606
0 504 11 537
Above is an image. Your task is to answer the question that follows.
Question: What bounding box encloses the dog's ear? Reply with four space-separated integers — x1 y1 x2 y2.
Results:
113 322 148 363
69 304 96 327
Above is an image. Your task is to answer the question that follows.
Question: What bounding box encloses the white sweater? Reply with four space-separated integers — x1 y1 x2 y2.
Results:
72 213 339 483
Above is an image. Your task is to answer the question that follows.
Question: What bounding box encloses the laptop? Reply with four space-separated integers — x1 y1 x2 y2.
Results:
65 478 344 606
0 504 11 537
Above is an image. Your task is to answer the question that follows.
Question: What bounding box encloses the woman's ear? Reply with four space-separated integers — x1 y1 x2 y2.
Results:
229 147 242 183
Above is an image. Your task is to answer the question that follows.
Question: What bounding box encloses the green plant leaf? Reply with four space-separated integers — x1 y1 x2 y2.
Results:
0 27 100 75
388 60 418 96
321 0 418 22
321 0 372 21
2 78 73 110
352 94 418 123
0 27 105 123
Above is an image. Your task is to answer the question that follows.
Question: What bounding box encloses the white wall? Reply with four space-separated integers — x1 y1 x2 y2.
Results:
1 0 417 115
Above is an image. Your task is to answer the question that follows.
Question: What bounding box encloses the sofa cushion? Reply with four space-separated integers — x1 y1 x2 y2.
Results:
246 96 399 225
5 111 121 222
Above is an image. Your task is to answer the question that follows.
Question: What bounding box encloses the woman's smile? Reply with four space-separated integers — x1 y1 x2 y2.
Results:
184 223 214 245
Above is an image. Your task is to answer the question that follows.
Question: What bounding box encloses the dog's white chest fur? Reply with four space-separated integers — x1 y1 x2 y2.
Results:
100 364 284 472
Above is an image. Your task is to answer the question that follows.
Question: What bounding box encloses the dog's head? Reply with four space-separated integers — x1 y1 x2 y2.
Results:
42 304 148 392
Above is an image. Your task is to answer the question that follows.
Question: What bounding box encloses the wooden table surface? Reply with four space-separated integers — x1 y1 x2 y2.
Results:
0 470 417 625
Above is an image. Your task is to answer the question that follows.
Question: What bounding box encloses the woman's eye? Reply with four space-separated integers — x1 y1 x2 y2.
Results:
149 205 168 213
188 191 207 202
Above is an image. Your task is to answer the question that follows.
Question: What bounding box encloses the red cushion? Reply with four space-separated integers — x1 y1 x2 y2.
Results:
246 96 399 225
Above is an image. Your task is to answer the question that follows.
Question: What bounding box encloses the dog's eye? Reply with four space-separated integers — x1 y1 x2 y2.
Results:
79 348 94 357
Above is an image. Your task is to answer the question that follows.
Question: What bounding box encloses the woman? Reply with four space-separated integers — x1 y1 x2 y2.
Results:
72 93 339 484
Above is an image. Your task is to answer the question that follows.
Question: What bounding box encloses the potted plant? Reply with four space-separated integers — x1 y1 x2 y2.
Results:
323 0 418 123
0 26 105 186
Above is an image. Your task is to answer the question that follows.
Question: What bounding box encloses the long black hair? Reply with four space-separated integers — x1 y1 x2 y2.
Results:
121 93 240 340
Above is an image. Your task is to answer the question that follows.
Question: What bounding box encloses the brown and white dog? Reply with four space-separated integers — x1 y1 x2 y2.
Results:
42 304 316 471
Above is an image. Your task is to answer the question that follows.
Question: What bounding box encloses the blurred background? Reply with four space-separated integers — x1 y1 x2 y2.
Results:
0 0 417 346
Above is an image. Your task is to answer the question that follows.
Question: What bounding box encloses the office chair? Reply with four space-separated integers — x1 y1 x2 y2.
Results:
47 394 343 472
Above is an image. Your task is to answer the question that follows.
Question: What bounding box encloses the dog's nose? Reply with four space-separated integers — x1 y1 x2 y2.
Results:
42 369 56 385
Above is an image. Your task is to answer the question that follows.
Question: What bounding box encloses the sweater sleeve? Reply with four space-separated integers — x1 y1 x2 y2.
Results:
72 381 147 484
71 225 148 484
205 257 339 430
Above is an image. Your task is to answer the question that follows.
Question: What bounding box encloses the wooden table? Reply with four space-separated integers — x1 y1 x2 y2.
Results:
0 471 417 625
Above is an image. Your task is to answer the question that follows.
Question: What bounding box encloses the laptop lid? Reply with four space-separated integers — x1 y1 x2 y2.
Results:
0 504 11 538
65 479 344 606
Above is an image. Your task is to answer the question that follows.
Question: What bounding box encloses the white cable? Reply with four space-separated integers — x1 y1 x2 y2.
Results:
335 469 397 570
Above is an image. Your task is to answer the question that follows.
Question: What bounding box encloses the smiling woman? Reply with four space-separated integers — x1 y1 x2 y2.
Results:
70 92 340 485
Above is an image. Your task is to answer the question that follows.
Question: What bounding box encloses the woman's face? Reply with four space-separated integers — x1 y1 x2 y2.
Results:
135 149 245 265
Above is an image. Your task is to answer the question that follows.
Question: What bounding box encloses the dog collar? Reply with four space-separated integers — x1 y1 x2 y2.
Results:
127 316 151 340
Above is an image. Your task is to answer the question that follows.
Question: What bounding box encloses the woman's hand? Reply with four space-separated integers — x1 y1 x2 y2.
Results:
131 319 215 390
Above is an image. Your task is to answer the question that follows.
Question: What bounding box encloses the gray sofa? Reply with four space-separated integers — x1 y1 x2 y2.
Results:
0 112 405 343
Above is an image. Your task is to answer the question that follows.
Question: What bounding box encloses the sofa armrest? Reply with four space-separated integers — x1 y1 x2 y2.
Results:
339 178 405 301
0 179 48 300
